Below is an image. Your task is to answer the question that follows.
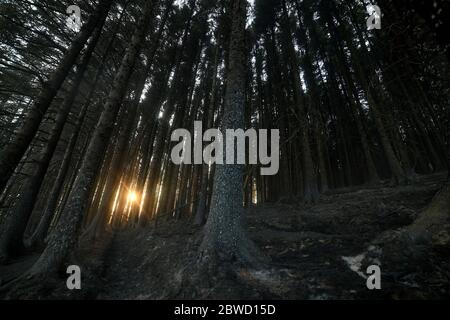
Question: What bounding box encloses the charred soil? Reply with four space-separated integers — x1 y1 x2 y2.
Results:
1 173 449 299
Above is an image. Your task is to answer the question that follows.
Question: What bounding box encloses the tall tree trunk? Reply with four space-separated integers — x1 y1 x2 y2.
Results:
0 0 113 193
194 45 220 226
0 21 105 262
27 1 157 276
199 0 261 266
25 4 131 249
280 0 319 203
83 4 170 238
320 1 407 185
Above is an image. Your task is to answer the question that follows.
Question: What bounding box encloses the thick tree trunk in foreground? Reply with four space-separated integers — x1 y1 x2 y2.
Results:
27 1 157 276
199 0 262 266
0 0 113 193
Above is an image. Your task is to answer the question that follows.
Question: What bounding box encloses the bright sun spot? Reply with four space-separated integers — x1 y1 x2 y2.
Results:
127 191 138 202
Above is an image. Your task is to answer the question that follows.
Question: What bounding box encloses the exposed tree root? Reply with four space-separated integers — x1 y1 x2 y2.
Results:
346 182 450 280
189 227 271 299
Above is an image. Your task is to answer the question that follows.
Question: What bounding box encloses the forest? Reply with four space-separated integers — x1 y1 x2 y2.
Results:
0 0 449 300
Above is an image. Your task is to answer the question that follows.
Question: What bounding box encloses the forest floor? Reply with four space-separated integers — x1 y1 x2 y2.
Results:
1 172 450 299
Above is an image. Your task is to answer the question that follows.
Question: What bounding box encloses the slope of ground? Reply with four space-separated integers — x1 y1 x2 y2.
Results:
94 172 449 300
2 173 449 299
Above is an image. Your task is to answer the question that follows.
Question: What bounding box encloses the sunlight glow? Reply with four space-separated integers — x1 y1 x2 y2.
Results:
127 191 139 203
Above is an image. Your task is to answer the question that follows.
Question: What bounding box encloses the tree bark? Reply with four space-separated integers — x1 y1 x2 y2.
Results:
280 0 319 203
27 1 157 276
194 45 220 226
199 0 262 267
0 0 113 193
0 20 105 262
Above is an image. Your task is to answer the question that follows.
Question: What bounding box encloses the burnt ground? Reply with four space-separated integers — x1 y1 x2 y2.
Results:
1 173 450 299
